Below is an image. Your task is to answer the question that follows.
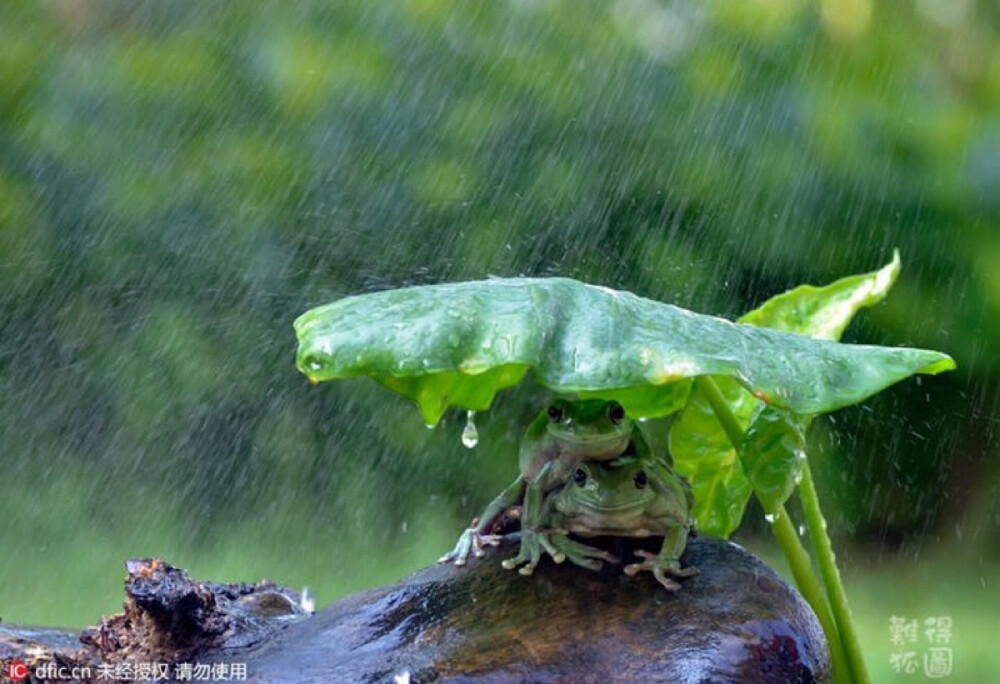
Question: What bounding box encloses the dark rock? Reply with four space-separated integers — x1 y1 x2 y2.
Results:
219 535 829 683
1 539 828 683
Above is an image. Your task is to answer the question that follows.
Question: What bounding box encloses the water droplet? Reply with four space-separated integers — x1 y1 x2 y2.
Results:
798 524 806 536
425 423 436 430
764 512 779 523
401 520 408 534
461 410 479 448
300 587 315 614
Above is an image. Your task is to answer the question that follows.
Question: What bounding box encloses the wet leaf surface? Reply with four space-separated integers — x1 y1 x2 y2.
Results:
295 276 953 425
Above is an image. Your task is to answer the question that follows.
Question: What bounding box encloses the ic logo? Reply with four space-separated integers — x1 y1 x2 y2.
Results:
7 659 29 681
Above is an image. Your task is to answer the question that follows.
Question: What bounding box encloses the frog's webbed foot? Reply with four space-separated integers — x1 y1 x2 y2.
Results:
500 529 566 575
623 550 698 592
438 521 503 566
547 533 619 571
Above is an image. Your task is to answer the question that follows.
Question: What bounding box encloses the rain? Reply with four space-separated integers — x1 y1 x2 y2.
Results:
0 0 997 679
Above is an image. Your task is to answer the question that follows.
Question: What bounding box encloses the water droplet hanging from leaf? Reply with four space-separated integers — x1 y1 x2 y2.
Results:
461 410 479 448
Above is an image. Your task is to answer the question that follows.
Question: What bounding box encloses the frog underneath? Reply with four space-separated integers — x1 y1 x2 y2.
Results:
439 398 650 574
544 455 698 591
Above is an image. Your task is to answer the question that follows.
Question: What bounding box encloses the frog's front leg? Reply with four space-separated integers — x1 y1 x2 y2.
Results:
439 477 524 566
545 529 619 571
501 463 565 575
539 498 619 571
623 520 698 592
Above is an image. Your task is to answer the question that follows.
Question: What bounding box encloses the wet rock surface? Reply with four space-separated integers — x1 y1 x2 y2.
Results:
1 538 828 683
221 535 830 683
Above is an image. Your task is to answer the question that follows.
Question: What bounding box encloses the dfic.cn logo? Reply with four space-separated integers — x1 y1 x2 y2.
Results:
7 659 29 681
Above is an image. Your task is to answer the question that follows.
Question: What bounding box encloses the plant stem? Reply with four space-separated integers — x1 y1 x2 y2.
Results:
692 375 745 448
768 503 851 684
693 376 852 684
800 462 871 683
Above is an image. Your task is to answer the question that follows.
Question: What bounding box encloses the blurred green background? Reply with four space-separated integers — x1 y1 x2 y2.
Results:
1 0 997 679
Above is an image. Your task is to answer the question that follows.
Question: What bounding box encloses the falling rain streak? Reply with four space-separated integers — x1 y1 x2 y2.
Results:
0 6 994 678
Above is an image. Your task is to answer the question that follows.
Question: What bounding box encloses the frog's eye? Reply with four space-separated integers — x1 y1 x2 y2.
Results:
634 470 648 489
547 405 564 422
608 402 625 424
573 468 587 486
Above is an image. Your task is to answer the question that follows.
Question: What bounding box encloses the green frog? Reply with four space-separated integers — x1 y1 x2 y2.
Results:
544 454 698 591
439 398 650 574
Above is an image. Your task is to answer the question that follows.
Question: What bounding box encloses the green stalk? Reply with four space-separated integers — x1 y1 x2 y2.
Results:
800 462 871 683
693 376 746 449
768 504 851 684
693 376 852 684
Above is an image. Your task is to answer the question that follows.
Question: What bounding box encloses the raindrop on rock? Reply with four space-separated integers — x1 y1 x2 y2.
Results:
300 587 315 614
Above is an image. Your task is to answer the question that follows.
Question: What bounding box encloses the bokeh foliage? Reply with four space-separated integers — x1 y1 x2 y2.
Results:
1 0 997 637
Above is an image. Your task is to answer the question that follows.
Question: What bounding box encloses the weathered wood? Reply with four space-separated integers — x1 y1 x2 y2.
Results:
1 559 309 683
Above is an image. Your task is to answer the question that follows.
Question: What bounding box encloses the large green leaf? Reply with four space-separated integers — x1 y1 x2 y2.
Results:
295 276 952 425
740 405 808 513
670 253 942 536
667 376 758 536
740 250 901 339
741 251 906 514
